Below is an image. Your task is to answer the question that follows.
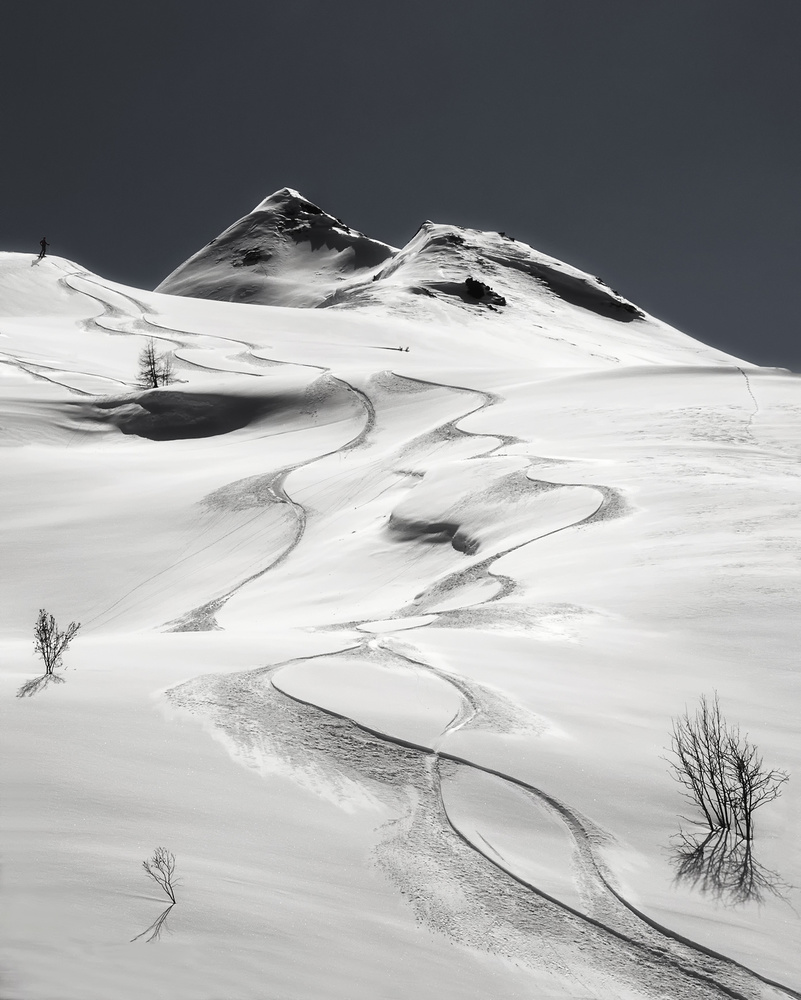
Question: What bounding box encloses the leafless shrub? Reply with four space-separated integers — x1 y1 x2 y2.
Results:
143 847 177 904
138 339 175 388
33 609 80 677
667 692 788 840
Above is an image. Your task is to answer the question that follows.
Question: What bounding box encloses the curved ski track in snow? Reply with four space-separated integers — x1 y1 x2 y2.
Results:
0 353 100 395
268 644 797 1000
53 272 797 995
165 352 791 996
166 371 375 632
53 273 374 630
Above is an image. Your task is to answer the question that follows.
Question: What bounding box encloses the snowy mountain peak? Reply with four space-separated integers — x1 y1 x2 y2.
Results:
156 191 645 325
251 186 327 215
156 188 396 308
153 189 747 368
318 217 649 326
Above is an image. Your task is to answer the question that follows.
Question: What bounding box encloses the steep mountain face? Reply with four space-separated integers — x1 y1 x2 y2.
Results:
2 192 800 1000
320 217 645 321
159 187 643 320
156 187 396 307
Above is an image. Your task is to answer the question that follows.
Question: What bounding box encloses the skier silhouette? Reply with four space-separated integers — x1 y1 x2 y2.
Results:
38 237 49 259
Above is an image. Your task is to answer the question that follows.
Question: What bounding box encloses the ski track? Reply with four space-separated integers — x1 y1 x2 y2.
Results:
0 354 96 396
54 272 798 995
53 275 370 631
737 366 761 440
165 371 374 631
268 657 797 1000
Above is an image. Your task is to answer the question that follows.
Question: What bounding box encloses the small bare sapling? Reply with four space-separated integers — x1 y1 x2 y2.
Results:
143 847 178 904
33 609 81 677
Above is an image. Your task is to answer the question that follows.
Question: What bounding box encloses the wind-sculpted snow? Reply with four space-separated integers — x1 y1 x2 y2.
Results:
482 247 645 321
3 215 801 1000
84 376 357 441
88 388 301 440
388 458 602 555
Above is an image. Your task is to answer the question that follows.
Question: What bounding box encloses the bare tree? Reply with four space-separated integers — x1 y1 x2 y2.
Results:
667 693 788 840
33 609 80 677
137 339 175 389
143 847 178 904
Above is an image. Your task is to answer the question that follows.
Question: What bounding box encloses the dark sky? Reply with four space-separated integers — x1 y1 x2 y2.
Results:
3 1 800 369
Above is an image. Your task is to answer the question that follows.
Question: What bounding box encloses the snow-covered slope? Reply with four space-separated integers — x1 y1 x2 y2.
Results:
2 194 800 1000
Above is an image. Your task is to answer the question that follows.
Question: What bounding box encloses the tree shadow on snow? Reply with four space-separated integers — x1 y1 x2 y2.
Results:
671 829 787 906
16 672 65 698
131 903 174 943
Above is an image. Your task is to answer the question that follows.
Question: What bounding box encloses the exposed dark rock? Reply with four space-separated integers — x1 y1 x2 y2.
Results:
464 276 507 307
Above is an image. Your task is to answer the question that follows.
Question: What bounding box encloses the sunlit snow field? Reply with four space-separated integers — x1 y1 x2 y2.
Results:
2 192 800 999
